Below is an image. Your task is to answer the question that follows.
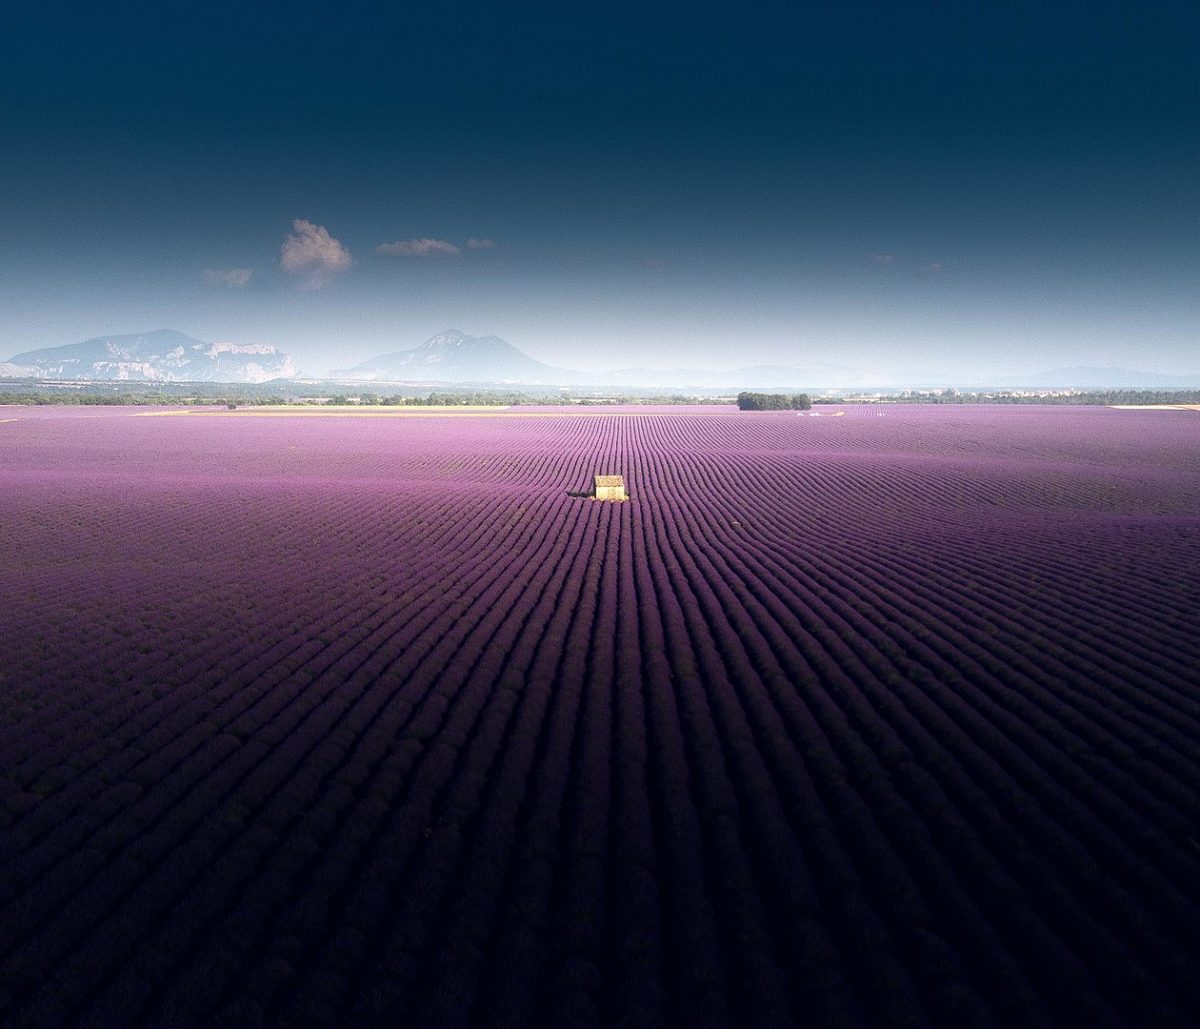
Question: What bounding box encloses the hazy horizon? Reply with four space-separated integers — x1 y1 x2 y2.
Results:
6 325 1200 387
1 3 1197 381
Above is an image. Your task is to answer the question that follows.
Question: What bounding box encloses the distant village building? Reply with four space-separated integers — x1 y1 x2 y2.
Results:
593 475 627 501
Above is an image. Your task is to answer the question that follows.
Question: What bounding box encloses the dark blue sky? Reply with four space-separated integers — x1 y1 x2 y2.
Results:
1 1 1197 378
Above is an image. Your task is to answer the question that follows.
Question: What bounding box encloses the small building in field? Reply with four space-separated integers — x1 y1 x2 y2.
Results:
593 475 627 501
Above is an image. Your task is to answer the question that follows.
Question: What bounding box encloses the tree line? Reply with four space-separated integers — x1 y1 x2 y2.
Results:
736 392 813 411
880 389 1200 405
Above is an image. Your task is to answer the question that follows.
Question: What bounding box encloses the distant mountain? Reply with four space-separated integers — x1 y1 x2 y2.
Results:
1009 367 1200 388
3 330 296 383
332 330 574 384
603 362 890 390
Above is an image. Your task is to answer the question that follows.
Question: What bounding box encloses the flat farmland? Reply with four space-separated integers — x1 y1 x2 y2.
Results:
0 405 1198 1028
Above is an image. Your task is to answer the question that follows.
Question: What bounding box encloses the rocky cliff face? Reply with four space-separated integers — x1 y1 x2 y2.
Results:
4 330 296 383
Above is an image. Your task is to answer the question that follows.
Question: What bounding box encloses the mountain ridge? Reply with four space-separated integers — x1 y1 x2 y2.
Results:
3 330 296 383
7 330 1200 390
330 330 576 384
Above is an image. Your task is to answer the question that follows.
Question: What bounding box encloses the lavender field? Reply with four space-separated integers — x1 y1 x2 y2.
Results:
1 404 1198 1028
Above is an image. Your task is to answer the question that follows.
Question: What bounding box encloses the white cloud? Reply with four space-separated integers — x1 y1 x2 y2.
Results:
466 237 495 250
923 261 944 273
203 267 253 288
280 219 352 288
868 253 894 265
375 238 461 257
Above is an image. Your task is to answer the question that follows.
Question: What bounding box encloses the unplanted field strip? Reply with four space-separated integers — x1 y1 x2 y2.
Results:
1109 404 1200 411
134 407 742 418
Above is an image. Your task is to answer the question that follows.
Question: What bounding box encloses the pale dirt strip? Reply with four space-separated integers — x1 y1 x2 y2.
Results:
133 407 742 418
1109 405 1200 411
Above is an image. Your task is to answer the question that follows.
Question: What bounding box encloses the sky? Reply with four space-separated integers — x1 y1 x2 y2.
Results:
1 1 1197 380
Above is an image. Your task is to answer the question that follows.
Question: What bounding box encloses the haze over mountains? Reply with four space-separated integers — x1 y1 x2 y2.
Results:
4 329 1200 390
328 331 908 388
1006 367 1200 389
331 330 569 384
